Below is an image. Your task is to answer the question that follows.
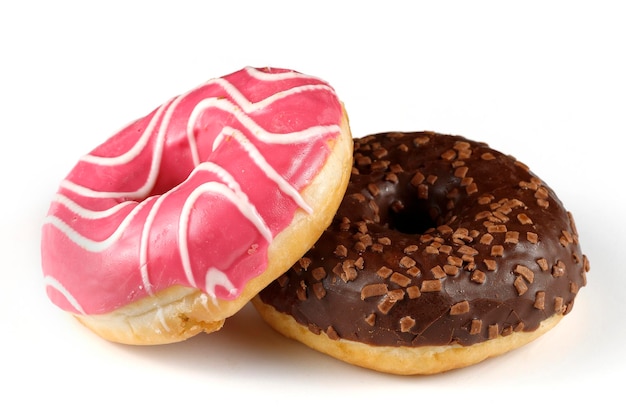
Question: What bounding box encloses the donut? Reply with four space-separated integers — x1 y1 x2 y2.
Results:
253 131 589 375
41 67 353 345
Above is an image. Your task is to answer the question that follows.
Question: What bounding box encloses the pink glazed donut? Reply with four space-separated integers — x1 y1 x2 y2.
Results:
41 67 353 345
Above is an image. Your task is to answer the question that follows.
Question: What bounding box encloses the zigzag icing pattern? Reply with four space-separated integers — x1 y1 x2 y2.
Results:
41 67 343 315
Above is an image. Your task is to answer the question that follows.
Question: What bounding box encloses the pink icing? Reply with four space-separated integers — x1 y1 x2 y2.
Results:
41 67 343 315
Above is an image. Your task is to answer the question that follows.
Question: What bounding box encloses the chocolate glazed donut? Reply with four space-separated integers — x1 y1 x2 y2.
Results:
253 131 589 375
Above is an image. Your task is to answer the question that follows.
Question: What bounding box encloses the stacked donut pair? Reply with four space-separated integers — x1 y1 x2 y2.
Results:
41 67 588 374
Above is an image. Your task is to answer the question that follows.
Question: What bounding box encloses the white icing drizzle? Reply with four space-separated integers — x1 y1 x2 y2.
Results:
213 127 313 213
43 276 86 314
51 193 134 219
79 99 170 165
139 195 166 295
178 180 272 288
244 66 326 83
139 161 269 294
205 267 236 299
42 198 152 252
60 92 183 201
192 96 341 147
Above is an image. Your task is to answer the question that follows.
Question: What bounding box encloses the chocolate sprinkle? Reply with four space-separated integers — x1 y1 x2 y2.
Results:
258 132 588 348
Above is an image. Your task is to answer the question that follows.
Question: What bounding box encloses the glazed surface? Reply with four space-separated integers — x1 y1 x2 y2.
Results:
258 132 589 347
41 67 343 315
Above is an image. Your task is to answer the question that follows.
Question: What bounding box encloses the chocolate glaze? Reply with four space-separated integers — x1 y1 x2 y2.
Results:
258 132 589 347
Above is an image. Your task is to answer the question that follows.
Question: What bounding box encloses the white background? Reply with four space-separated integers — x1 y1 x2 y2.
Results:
1 1 622 415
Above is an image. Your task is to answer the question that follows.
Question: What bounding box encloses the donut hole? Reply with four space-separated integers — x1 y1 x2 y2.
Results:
388 199 440 235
